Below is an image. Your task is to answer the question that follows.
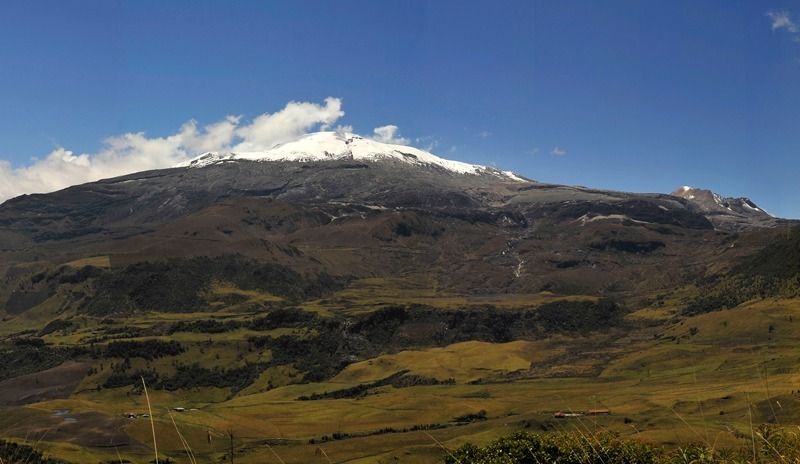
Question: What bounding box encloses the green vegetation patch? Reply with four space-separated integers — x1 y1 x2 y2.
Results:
0 440 68 464
247 301 625 383
82 255 347 314
103 362 266 393
536 298 625 332
102 339 184 360
297 369 454 400
0 339 80 381
38 318 77 336
445 426 800 464
684 227 800 315
165 307 316 334
445 431 661 464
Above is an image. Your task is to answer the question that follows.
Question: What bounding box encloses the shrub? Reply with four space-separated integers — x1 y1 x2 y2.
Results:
83 255 347 314
444 426 800 463
103 340 184 360
445 431 660 464
0 439 67 464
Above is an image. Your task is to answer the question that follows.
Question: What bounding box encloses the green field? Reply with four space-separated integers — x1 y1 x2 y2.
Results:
2 275 799 463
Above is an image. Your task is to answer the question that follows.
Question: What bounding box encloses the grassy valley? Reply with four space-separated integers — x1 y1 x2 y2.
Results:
3 261 800 462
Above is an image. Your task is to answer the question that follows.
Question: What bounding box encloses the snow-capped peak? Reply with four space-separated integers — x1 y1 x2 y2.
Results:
178 131 527 182
670 185 772 218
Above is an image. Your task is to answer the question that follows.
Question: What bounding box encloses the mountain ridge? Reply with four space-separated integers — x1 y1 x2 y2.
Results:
179 130 528 182
0 132 782 233
671 185 776 230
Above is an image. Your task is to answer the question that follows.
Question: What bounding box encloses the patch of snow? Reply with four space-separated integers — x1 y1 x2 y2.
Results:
502 170 527 182
742 201 761 212
184 152 238 167
179 131 526 182
575 214 651 226
514 258 525 278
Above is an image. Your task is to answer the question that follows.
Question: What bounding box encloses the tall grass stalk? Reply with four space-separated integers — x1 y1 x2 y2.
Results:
424 431 461 464
315 446 333 464
755 429 786 463
265 443 286 464
671 406 712 449
693 366 711 446
552 394 611 464
747 392 757 463
761 359 779 425
115 445 124 464
168 409 197 464
141 376 159 464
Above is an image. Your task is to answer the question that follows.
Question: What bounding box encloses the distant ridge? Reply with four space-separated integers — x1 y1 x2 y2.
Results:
671 185 775 230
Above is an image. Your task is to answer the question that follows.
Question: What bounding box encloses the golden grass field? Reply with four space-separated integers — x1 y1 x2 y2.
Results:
2 280 800 463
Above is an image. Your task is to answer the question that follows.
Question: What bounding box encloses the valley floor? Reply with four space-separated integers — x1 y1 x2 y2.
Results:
2 287 800 463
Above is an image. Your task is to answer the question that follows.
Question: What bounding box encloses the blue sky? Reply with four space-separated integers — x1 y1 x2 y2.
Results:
1 1 799 217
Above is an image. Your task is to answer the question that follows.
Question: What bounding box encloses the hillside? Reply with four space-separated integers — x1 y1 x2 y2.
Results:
0 133 798 463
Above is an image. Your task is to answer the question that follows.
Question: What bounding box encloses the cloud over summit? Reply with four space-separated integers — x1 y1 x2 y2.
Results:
0 98 408 202
371 125 409 145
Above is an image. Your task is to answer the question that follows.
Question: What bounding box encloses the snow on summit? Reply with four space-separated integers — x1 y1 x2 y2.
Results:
179 131 526 181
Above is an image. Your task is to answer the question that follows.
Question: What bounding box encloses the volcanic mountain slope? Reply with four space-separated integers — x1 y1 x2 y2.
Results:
0 131 728 245
0 131 791 309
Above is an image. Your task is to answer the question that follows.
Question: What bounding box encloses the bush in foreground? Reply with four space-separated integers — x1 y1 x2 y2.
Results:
0 439 67 464
444 431 660 464
444 427 800 464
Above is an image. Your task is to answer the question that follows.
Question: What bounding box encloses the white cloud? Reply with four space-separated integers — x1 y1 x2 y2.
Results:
415 135 440 152
767 10 798 33
0 98 346 202
371 125 410 145
477 130 492 138
233 97 344 152
551 146 567 156
529 147 540 156
334 124 354 135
